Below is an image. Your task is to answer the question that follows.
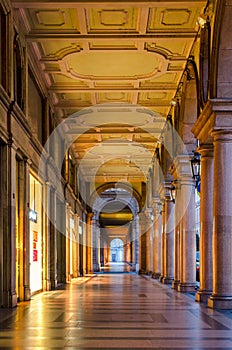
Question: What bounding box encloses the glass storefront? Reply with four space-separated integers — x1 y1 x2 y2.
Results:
29 174 42 293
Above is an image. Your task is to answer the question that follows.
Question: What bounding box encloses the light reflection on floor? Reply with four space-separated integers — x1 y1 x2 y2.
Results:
0 263 232 349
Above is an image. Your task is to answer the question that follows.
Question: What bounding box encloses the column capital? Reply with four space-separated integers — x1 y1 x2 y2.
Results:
158 181 170 200
197 144 214 158
171 155 194 187
211 129 232 142
192 98 232 144
151 196 161 209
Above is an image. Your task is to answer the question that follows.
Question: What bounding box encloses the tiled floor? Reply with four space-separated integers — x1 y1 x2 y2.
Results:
1 264 232 349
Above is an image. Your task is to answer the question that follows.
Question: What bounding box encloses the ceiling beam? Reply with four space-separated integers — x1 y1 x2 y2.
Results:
68 130 161 135
26 33 196 42
12 1 206 8
49 86 178 93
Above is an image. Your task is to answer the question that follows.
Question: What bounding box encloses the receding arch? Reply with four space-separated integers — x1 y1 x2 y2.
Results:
90 182 142 211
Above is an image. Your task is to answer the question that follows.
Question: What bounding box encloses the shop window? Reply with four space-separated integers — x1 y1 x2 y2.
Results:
14 34 24 110
29 174 43 293
0 6 7 89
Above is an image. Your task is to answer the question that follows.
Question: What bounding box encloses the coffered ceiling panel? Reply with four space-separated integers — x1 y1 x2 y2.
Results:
40 42 83 60
97 92 131 104
25 8 80 32
13 0 207 185
147 7 200 31
86 8 139 33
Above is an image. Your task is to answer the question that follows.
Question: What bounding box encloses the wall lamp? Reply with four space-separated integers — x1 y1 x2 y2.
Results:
196 15 207 28
157 202 163 214
169 185 176 203
190 152 201 188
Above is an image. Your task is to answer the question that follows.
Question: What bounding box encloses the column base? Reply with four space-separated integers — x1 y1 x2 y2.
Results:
43 280 51 291
208 295 232 309
93 263 100 272
51 279 57 289
172 280 180 290
159 275 164 283
195 289 212 303
3 291 17 308
162 277 174 285
152 272 161 279
146 270 152 276
24 286 31 301
178 283 196 293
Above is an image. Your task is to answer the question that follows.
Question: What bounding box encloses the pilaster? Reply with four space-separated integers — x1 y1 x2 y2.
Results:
18 157 31 300
1 142 17 307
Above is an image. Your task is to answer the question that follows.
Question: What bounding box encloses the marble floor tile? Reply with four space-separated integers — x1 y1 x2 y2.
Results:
0 264 232 349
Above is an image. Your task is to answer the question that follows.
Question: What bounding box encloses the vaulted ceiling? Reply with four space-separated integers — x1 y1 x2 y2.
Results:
13 0 207 184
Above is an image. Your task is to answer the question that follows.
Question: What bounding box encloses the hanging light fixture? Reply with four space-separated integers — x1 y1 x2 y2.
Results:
169 185 176 203
157 202 162 214
190 152 201 187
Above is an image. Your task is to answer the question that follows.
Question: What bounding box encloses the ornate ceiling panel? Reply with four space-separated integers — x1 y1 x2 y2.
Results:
13 0 207 184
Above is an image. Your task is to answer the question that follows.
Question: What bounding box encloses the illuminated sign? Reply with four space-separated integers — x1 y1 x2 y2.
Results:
29 209 38 223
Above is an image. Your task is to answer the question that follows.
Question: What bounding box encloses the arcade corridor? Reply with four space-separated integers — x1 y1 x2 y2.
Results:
2 3 232 342
0 268 232 349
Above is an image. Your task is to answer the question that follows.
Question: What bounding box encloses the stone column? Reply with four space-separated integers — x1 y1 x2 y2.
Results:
44 182 51 291
196 146 213 303
208 131 232 309
86 213 93 273
72 214 79 277
132 215 140 272
56 199 66 284
75 214 80 276
50 187 57 288
176 156 196 293
66 204 71 281
92 215 100 272
82 216 87 275
145 209 153 274
100 230 104 267
172 180 181 290
159 200 165 282
139 212 147 274
162 193 175 285
150 213 154 273
152 202 162 279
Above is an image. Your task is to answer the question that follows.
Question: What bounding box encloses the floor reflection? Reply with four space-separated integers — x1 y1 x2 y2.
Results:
98 262 133 273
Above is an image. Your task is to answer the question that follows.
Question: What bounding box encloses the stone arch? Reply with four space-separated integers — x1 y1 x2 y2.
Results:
199 21 210 107
176 60 199 154
90 182 142 212
92 189 139 223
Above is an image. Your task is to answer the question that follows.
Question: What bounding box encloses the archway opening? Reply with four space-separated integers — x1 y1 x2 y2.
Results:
110 238 124 262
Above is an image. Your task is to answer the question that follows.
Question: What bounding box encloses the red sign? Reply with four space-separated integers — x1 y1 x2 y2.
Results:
33 249 38 262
